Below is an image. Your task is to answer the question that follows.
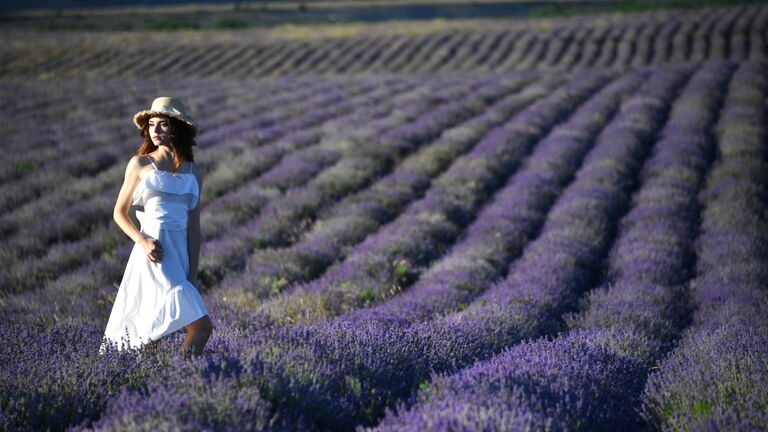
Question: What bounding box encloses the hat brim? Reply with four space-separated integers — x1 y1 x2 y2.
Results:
134 110 199 138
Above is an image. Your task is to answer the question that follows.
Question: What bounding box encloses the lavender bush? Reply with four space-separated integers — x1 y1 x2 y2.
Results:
642 60 768 431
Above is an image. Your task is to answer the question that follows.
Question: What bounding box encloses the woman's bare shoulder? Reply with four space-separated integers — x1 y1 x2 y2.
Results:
126 155 141 173
128 154 154 167
124 155 151 179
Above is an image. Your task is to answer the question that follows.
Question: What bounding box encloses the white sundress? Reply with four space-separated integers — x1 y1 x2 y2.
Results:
100 156 208 353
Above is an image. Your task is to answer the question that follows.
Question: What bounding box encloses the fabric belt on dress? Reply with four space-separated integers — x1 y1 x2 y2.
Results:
136 204 188 232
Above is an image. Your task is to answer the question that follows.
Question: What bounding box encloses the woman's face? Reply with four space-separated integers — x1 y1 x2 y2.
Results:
148 116 174 147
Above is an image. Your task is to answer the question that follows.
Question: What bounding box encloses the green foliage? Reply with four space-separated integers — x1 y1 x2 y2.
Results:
15 161 34 171
345 375 362 398
259 275 289 296
393 259 410 278
103 233 118 258
418 379 430 392
358 288 375 304
691 399 715 416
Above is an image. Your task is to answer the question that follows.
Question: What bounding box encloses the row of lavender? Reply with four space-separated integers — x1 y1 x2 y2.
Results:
3 5 767 79
642 60 768 430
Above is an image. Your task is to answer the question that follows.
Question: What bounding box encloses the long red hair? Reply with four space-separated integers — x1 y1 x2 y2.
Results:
137 115 196 173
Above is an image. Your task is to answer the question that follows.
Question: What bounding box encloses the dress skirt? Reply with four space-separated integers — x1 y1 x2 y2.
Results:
100 213 208 353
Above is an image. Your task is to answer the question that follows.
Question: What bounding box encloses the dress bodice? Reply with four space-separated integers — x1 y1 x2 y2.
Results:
133 156 199 231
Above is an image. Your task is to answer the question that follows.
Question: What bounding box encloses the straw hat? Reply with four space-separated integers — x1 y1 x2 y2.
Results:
133 96 199 140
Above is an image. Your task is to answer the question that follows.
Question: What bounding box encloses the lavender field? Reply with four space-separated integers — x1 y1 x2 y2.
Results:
4 4 768 78
1 3 767 431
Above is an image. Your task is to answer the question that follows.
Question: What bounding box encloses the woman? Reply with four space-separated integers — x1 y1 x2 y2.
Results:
101 96 213 357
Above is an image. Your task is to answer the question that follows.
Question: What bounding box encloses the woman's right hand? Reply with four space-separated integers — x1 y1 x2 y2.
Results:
139 236 163 263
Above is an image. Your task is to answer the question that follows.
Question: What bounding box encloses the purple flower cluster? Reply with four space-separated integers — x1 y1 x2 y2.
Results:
82 349 274 432
0 321 171 432
374 329 648 432
642 60 768 431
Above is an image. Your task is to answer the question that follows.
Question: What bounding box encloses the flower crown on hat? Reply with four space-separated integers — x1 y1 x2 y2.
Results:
134 97 199 142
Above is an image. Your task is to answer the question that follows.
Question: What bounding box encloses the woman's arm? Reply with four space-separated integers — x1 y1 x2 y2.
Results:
113 155 146 243
114 155 162 263
187 169 202 282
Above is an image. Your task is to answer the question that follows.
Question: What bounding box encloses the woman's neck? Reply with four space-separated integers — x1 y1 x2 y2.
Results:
152 145 174 162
